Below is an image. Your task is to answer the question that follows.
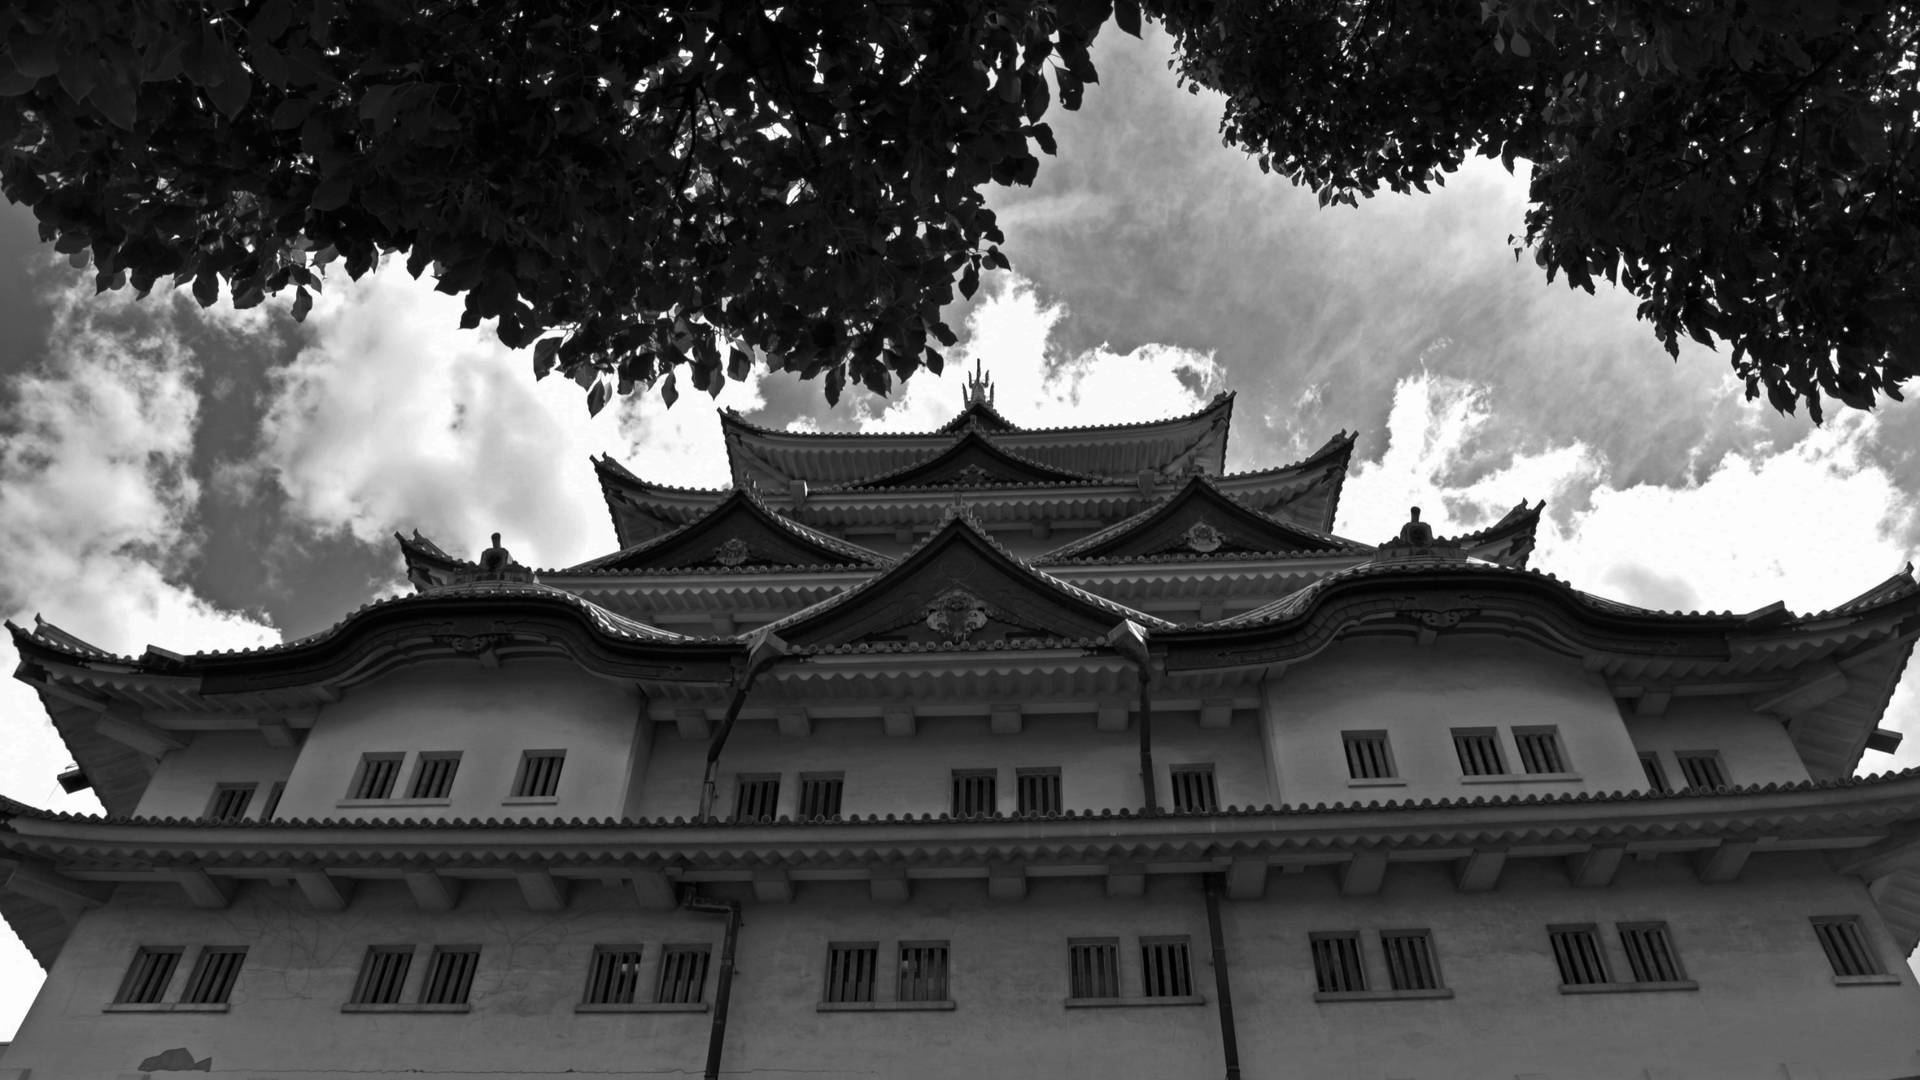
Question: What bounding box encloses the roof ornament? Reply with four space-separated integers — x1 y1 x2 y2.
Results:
926 586 991 643
713 538 752 566
963 357 995 409
470 532 534 583
1374 507 1467 564
942 494 981 526
1183 520 1224 553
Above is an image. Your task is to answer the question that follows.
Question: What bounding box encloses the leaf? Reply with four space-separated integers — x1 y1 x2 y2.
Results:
90 73 138 130
1031 122 1057 155
312 172 353 211
270 98 312 129
959 263 979 299
659 369 678 407
206 68 252 118
1113 0 1142 38
727 344 752 381
292 286 312 321
1508 31 1531 57
532 336 562 379
587 378 610 415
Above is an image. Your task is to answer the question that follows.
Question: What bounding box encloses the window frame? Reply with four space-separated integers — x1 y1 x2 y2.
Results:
1675 750 1730 791
581 945 646 1006
731 773 781 822
1139 935 1196 998
895 940 952 1003
346 753 405 801
1512 726 1570 775
407 752 463 801
510 750 567 800
1016 767 1063 815
418 946 480 1005
1617 921 1687 984
1379 929 1443 992
114 946 183 1005
348 945 416 1006
1638 751 1671 794
179 946 248 1005
1341 731 1396 781
1066 937 1122 1001
1450 728 1506 777
1309 931 1368 994
1168 764 1219 813
950 769 998 817
1811 915 1888 980
1547 924 1610 987
797 772 844 819
655 944 713 1005
204 782 257 822
822 941 881 1004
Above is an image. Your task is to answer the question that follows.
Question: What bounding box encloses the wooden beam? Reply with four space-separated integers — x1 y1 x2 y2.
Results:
1339 853 1388 896
776 707 811 737
171 870 234 909
990 705 1023 735
1225 858 1268 900
292 871 351 911
1692 840 1756 884
883 705 916 737
404 871 461 912
516 869 568 911
1752 662 1849 718
631 870 678 910
1454 849 1507 893
752 868 794 904
1105 863 1146 898
1565 845 1626 888
867 865 910 904
987 862 1026 901
2 861 111 910
93 705 185 758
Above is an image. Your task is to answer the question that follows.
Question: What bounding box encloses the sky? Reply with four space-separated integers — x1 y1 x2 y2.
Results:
3 26 1918 1038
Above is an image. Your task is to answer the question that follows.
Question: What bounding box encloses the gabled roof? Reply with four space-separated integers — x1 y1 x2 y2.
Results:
1450 500 1545 569
1037 475 1361 563
594 453 730 547
1211 429 1356 535
843 431 1106 490
569 489 887 573
935 399 1021 433
762 513 1173 648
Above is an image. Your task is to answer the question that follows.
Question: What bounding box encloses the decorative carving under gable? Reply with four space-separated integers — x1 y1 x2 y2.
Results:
925 587 991 643
713 538 752 566
435 632 515 654
1183 520 1224 553
950 463 993 486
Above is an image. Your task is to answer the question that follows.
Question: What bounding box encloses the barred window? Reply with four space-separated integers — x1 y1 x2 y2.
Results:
1017 768 1062 814
1342 732 1394 780
180 947 247 1004
1639 752 1671 794
1311 932 1367 993
1619 923 1685 983
261 781 285 822
1169 765 1218 813
1452 729 1505 776
408 753 461 799
582 946 644 1005
1811 916 1883 977
1140 937 1194 998
512 751 566 798
115 947 182 1004
1514 727 1568 774
896 942 950 1002
1067 938 1120 999
206 783 256 821
824 943 879 1003
733 774 780 822
1676 752 1728 790
797 773 844 819
419 947 479 1005
1548 926 1609 986
350 946 414 1004
348 754 403 800
952 770 997 817
1380 930 1440 991
656 945 711 1004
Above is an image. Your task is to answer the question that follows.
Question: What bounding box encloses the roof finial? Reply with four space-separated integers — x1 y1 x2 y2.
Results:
963 358 994 409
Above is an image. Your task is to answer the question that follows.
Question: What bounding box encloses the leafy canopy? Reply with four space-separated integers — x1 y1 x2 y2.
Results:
1 0 1913 419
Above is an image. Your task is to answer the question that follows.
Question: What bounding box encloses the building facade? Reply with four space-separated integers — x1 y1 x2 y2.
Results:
5 375 1920 1080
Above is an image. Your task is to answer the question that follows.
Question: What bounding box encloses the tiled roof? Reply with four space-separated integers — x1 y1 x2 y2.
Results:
717 392 1236 441
566 487 888 573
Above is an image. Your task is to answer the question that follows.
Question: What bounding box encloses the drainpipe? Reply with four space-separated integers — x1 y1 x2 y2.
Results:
697 629 790 820
681 887 742 1080
1203 873 1243 1080
1106 620 1158 815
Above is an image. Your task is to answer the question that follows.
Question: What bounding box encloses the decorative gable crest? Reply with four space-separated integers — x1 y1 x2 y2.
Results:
925 587 991 642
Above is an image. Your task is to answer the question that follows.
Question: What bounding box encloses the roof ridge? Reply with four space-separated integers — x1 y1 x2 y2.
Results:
718 391 1236 441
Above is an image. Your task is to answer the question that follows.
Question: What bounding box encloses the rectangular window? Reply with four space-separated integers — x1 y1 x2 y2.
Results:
1811 916 1883 977
1548 926 1609 986
180 947 247 1005
512 751 566 798
824 943 879 1003
1017 768 1062 814
261 781 285 821
1140 937 1194 998
1169 765 1218 813
1067 938 1121 999
348 754 403 800
1342 732 1395 780
1514 727 1568 774
1452 729 1505 776
896 942 950 1002
797 773 844 819
732 774 780 822
1380 930 1441 991
115 947 182 1004
408 753 461 800
952 769 997 817
1639 752 1671 794
1676 752 1728 790
419 947 479 1005
350 946 414 1004
1310 932 1367 993
656 945 711 1004
205 783 257 822
1618 923 1685 983
582 946 644 1005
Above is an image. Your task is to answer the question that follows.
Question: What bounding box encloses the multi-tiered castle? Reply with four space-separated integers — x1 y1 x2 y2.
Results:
5 371 1920 1079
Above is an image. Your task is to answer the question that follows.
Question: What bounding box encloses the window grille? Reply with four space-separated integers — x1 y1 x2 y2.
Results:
261 781 284 821
115 947 182 1004
951 770 997 816
1618 923 1684 982
1067 938 1120 999
1452 729 1505 776
824 943 879 1003
180 947 247 1004
1169 765 1218 813
797 773 844 819
732 774 780 821
1811 916 1882 977
512 752 565 798
350 946 414 1004
1342 732 1394 780
1310 933 1367 993
1548 926 1609 986
896 942 950 1002
1514 727 1567 774
408 753 461 799
1639 752 1671 794
348 754 403 800
419 947 479 1004
1676 752 1728 790
206 783 256 821
1017 768 1062 814
1380 931 1440 991
656 946 711 1004
1140 937 1194 997
582 947 644 1005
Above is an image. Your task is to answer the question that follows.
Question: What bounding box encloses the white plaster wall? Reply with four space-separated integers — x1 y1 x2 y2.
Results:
632 709 1271 821
274 659 644 822
1628 698 1813 789
133 733 299 820
1266 636 1648 805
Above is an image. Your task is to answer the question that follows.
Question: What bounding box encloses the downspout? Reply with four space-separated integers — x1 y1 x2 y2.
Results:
681 887 742 1080
696 629 790 820
1203 874 1243 1080
1107 620 1159 814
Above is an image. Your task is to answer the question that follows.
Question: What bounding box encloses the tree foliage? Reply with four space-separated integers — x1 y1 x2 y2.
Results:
1 0 1914 419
